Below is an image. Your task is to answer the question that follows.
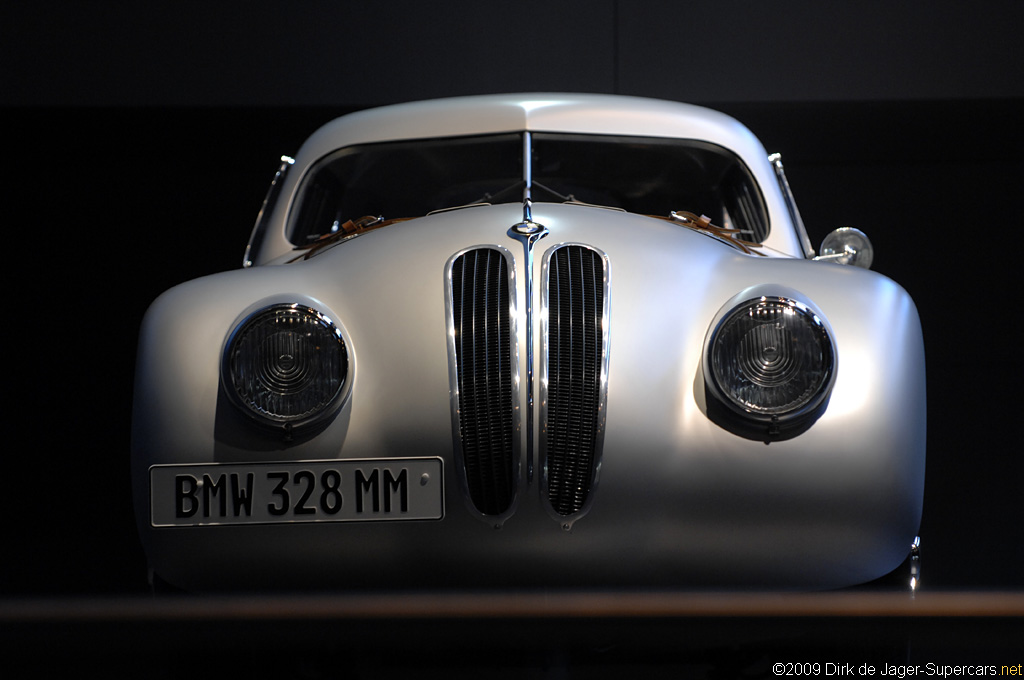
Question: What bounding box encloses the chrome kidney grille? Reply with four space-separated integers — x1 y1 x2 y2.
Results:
542 245 609 524
446 243 608 527
447 247 519 519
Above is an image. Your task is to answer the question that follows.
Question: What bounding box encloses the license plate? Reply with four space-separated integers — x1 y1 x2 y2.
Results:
150 458 443 527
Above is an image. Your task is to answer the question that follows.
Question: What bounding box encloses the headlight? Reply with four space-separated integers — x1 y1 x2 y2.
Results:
223 303 348 430
705 294 835 440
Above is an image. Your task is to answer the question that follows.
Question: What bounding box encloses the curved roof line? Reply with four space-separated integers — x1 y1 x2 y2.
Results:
294 93 764 164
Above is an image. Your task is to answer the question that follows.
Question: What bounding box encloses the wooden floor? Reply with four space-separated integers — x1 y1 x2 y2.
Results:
3 592 1022 678
5 589 1024 620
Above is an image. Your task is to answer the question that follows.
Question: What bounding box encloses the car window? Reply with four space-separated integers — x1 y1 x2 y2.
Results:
289 134 522 244
531 133 768 242
289 133 768 245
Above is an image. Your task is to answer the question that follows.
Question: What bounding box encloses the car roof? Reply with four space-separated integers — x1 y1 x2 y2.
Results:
294 93 768 164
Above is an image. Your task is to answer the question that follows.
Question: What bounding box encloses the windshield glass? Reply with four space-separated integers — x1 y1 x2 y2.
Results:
289 132 767 244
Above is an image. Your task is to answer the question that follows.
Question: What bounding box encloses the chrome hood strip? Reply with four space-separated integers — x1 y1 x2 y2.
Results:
507 199 548 483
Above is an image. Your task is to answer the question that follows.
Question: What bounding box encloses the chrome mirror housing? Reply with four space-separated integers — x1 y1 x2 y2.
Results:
815 227 874 269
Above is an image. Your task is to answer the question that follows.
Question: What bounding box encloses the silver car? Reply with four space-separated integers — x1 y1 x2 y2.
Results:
132 94 925 591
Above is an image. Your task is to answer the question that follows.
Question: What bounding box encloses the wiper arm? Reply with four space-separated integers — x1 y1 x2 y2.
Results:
470 180 526 206
530 181 574 203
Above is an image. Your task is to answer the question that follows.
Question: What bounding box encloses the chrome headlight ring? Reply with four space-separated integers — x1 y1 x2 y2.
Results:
222 302 349 433
703 288 836 442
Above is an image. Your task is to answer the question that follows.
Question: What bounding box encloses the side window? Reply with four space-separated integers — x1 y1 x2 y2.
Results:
293 167 345 244
717 164 768 243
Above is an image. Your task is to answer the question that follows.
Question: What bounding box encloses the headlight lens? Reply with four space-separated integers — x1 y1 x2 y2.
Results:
708 296 835 420
224 304 348 428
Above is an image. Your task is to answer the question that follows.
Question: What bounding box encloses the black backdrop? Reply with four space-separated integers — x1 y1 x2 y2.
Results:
2 2 1022 596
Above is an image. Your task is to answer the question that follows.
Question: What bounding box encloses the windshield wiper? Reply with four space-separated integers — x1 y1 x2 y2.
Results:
469 180 526 206
530 181 574 203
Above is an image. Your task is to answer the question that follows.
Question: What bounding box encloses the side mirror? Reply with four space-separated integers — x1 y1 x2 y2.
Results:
814 227 874 269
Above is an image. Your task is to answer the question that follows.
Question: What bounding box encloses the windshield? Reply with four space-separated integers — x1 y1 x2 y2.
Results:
289 132 768 245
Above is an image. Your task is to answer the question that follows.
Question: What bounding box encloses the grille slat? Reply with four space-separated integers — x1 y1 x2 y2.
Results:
546 245 607 517
451 248 516 516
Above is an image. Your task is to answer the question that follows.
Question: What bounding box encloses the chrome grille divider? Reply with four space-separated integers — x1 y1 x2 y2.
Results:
508 196 548 484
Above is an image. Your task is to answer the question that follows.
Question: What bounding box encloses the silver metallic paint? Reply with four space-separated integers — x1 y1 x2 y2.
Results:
132 96 925 591
134 203 924 590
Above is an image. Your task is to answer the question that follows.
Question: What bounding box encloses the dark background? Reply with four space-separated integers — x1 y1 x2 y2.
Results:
2 1 1022 597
